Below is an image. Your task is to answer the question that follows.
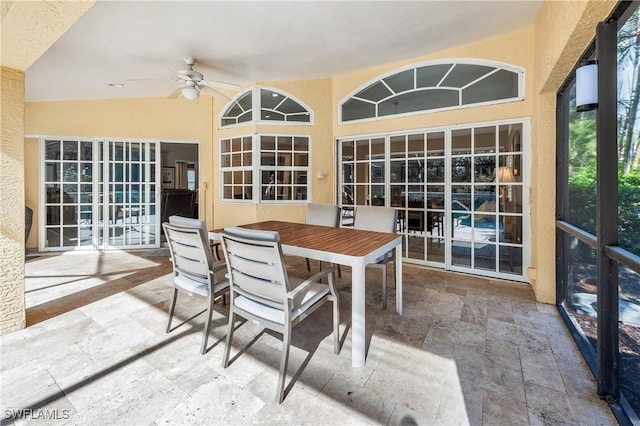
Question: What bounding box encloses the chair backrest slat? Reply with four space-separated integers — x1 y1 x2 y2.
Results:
163 223 212 284
230 270 285 307
168 227 203 247
226 253 285 283
221 227 289 307
171 241 205 262
168 215 213 265
223 237 282 265
174 256 209 280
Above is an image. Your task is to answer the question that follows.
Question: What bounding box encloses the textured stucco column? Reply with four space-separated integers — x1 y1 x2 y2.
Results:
0 66 26 333
0 0 97 334
530 0 617 303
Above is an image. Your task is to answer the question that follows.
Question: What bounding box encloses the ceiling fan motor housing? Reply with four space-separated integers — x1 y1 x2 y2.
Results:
177 69 203 82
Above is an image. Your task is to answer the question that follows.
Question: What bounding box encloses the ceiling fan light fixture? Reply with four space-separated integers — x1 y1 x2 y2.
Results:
182 86 198 100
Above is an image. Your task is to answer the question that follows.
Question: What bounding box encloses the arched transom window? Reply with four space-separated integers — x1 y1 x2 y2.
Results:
220 87 313 127
340 60 524 123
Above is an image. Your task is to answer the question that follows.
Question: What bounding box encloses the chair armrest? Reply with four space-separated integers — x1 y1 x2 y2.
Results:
287 267 335 300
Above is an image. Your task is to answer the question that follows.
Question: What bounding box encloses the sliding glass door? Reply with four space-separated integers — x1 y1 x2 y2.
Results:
338 118 529 281
98 140 159 249
449 123 524 276
42 138 94 249
41 138 160 251
388 131 446 264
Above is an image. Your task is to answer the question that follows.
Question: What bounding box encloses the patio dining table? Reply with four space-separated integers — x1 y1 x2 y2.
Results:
210 220 403 367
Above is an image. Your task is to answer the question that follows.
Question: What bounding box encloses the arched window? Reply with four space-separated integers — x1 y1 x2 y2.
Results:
220 91 253 126
219 87 313 204
339 60 524 123
220 87 313 127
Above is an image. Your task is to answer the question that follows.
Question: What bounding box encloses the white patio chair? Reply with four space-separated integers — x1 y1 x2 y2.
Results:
169 215 222 261
305 203 342 277
353 205 397 309
220 226 341 403
163 222 229 355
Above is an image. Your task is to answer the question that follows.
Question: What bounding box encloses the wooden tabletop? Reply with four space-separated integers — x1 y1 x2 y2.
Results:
212 220 400 258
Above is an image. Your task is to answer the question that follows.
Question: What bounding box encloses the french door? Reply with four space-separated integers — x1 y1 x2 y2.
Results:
41 138 160 251
97 140 159 249
337 118 529 282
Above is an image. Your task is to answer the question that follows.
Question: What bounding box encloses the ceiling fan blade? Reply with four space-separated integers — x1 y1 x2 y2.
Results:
167 86 182 99
199 84 231 102
201 80 241 92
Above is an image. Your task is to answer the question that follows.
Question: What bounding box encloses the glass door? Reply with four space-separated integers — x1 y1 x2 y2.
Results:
388 131 446 266
98 140 159 249
448 123 524 277
337 118 528 282
41 138 95 250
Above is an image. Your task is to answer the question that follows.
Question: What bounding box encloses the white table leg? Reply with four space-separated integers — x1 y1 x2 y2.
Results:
351 259 366 368
395 243 403 315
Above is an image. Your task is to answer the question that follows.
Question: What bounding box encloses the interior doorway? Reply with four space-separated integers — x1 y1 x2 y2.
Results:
159 142 200 243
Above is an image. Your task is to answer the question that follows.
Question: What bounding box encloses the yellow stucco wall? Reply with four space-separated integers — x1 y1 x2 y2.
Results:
333 28 535 138
1 66 26 333
24 79 334 237
529 0 617 303
212 79 335 228
25 97 217 239
1 1 96 70
1 0 97 334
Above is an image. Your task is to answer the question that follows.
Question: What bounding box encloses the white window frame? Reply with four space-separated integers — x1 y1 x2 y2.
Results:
219 135 254 204
336 117 531 283
33 135 174 252
220 134 312 204
219 86 314 129
258 134 311 204
338 59 525 124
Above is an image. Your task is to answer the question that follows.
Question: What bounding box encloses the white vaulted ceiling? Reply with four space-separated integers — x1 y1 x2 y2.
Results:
25 0 543 102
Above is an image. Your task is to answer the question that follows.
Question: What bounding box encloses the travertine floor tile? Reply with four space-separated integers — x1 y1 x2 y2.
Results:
0 251 617 425
482 389 529 426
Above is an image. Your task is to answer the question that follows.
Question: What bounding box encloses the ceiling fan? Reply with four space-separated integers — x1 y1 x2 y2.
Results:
136 56 240 101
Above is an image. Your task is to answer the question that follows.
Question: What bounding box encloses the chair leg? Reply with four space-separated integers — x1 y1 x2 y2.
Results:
337 264 342 278
277 324 292 404
305 258 311 271
222 311 236 368
201 294 215 355
166 288 178 333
